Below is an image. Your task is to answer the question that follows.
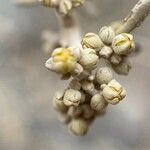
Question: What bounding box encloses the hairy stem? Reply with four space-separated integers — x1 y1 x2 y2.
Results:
116 0 150 34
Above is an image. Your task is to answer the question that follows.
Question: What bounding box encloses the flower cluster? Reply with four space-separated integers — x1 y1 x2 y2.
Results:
51 67 126 136
40 0 85 15
45 25 135 136
82 26 135 75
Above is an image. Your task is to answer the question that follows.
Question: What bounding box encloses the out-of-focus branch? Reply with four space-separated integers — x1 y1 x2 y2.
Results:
56 12 81 47
12 0 39 6
116 0 150 34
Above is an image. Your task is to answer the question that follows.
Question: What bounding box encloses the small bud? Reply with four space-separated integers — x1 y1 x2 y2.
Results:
95 67 113 85
45 47 77 74
110 54 122 65
112 33 135 55
99 46 113 59
63 89 82 106
81 33 103 51
68 118 89 136
99 26 115 45
79 48 99 70
72 63 83 76
91 93 107 112
52 91 68 112
59 0 72 15
102 79 126 105
81 80 95 95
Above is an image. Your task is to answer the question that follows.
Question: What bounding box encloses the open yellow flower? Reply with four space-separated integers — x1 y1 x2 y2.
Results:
46 47 77 74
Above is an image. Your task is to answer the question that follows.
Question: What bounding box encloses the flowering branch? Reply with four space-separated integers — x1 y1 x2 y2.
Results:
116 0 150 33
44 0 150 136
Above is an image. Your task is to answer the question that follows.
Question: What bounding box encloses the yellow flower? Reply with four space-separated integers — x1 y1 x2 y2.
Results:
46 47 77 74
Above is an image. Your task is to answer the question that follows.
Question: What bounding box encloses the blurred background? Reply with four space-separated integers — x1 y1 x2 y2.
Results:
0 0 150 150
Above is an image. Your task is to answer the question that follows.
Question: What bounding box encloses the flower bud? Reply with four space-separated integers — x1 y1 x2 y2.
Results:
59 0 72 15
91 93 107 112
45 47 77 74
63 89 82 106
99 46 113 59
72 63 83 76
81 80 95 95
95 67 113 85
102 79 126 105
79 48 99 70
99 26 115 45
112 33 135 55
68 118 89 136
52 91 68 112
81 33 103 51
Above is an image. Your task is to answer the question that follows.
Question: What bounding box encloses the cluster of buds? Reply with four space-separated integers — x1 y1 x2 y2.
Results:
40 0 85 15
51 67 126 136
82 26 135 75
45 25 135 136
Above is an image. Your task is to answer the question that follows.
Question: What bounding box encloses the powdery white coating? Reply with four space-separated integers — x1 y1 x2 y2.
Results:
81 32 103 51
68 118 89 136
99 46 113 59
63 89 82 106
99 26 115 45
79 48 99 70
112 33 135 55
95 67 113 85
91 93 107 112
102 79 126 105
